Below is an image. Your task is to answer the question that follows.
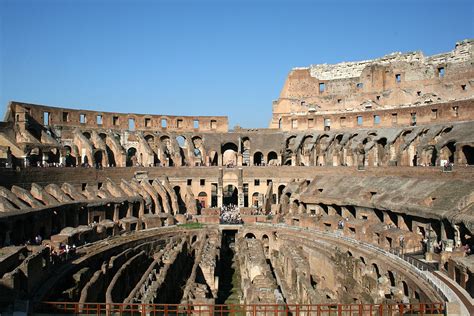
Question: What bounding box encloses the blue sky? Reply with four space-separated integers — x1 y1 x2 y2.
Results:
0 0 473 128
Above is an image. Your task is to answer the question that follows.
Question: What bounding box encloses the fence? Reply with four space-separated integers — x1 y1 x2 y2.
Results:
35 302 446 316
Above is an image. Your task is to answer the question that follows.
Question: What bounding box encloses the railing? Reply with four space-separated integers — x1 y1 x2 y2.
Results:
35 302 446 316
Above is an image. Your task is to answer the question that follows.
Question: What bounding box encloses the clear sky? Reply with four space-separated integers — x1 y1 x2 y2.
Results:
0 0 473 128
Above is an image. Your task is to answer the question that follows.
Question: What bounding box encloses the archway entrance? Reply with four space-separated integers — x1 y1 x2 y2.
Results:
463 145 474 165
223 184 238 206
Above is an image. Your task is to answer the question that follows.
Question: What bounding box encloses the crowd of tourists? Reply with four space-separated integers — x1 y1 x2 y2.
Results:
220 204 242 224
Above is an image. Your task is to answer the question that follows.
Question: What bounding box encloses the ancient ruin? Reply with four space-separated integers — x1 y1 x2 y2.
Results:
0 39 473 315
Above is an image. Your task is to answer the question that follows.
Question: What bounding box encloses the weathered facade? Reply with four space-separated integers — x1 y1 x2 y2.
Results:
0 40 473 314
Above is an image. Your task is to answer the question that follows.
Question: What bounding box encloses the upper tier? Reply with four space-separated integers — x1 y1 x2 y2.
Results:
271 39 474 130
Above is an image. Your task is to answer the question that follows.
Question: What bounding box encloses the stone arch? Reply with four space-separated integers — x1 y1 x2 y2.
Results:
253 151 264 166
372 263 381 278
176 135 186 148
64 145 77 167
93 150 104 168
126 147 137 167
173 186 186 214
197 192 207 210
462 145 474 165
222 142 238 167
241 137 251 166
245 233 256 239
208 150 218 166
223 184 238 206
252 192 259 207
267 151 278 166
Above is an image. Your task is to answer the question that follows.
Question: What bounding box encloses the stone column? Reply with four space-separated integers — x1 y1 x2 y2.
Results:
238 168 244 208
113 204 120 222
217 168 223 208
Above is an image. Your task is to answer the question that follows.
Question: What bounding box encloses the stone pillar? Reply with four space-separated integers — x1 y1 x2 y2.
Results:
291 153 297 166
113 204 120 222
238 168 244 208
217 168 223 208
42 152 48 166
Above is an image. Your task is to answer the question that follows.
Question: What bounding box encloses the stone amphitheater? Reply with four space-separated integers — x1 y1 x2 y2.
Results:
0 39 473 315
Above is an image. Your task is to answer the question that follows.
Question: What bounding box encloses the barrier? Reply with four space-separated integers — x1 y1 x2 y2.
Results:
35 301 445 316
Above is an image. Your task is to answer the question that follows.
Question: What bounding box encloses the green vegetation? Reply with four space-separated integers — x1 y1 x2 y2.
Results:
177 222 204 229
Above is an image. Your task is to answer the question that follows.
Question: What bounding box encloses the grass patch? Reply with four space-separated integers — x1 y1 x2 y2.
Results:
178 222 204 229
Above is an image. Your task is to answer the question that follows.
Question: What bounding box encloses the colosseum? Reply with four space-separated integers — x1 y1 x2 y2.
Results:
0 39 473 315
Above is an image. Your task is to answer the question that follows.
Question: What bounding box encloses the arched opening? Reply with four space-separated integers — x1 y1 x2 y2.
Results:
252 192 259 207
106 145 116 167
211 183 218 207
401 281 409 296
444 141 456 163
267 151 278 166
127 147 137 166
278 185 286 202
145 134 154 144
94 151 103 168
173 186 186 214
462 145 474 165
253 152 263 166
262 234 270 256
223 184 238 206
222 143 238 167
241 137 250 166
83 132 91 139
245 233 256 239
29 147 41 167
372 263 381 278
176 136 186 148
64 146 76 167
208 151 218 166
387 270 396 287
197 192 207 210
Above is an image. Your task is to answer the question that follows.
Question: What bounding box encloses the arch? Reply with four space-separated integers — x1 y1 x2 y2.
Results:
145 134 155 143
443 141 456 163
64 146 77 167
278 184 286 201
401 281 409 296
223 184 238 206
387 270 396 287
83 132 91 139
372 263 381 278
99 133 107 140
241 137 251 165
173 186 186 214
252 192 259 207
222 142 238 167
94 150 103 167
462 145 474 165
176 136 186 148
245 233 256 239
267 151 278 165
28 147 42 166
197 191 207 209
253 151 263 166
208 151 218 166
127 147 137 166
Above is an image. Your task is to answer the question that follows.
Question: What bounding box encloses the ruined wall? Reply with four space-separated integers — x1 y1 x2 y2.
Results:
271 39 474 130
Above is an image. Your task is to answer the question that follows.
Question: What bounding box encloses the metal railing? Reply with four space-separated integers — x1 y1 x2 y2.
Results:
35 301 446 316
